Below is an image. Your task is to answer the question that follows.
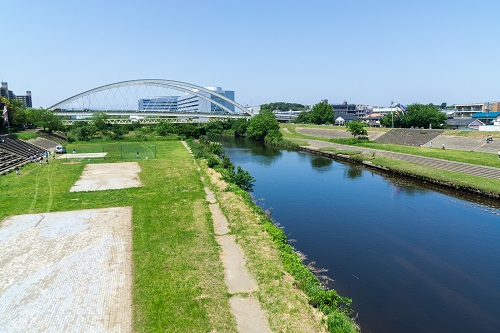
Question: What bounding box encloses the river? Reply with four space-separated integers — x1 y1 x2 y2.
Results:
214 136 500 333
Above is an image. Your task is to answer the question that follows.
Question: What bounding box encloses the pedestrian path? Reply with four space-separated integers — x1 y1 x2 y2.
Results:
205 187 270 333
305 140 500 180
181 141 270 333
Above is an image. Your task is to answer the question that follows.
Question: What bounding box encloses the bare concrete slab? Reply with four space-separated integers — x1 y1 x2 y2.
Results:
0 207 132 333
70 162 142 192
57 152 107 159
209 203 230 235
229 296 271 333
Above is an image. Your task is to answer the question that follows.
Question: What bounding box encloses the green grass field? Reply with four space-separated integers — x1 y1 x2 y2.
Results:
0 141 236 332
63 142 157 161
1 139 339 332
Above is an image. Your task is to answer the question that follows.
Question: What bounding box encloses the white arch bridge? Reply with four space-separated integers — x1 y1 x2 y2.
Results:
49 79 254 124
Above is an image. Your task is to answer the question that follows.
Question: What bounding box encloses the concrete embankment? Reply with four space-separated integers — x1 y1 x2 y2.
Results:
300 144 500 199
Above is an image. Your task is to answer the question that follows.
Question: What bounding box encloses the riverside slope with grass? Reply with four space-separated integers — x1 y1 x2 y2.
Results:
282 124 500 198
1 140 357 332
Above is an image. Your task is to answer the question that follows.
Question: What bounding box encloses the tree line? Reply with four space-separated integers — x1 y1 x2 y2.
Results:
294 101 448 130
260 102 307 111
1 97 63 132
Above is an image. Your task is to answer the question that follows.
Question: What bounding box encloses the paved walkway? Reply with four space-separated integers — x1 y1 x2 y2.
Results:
205 187 270 333
305 140 500 180
182 141 270 333
0 207 133 333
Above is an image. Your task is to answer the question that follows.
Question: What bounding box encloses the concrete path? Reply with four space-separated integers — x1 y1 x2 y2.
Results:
305 140 500 180
183 141 270 332
205 187 270 333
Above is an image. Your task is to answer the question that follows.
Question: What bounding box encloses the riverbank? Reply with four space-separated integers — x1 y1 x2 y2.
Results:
282 125 500 199
0 140 344 332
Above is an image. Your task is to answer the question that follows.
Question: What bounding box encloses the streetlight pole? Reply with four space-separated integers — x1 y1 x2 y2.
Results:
485 102 490 125
390 100 395 128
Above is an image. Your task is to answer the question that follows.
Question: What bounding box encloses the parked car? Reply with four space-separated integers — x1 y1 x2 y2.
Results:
55 145 66 154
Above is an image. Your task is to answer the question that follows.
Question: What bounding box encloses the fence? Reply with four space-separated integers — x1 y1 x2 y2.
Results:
61 144 156 162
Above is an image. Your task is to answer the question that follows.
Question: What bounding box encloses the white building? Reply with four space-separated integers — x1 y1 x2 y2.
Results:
137 86 236 114
177 86 235 114
139 96 179 111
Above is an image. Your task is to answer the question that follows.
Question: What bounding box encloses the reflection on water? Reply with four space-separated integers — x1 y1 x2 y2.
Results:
217 137 500 333
310 155 334 171
344 165 363 179
211 135 282 167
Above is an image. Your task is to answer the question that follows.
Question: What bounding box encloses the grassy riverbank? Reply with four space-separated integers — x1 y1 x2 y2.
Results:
1 140 355 332
281 124 500 196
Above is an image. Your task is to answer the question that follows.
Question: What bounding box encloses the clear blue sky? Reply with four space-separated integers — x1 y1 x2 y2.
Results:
3 0 499 108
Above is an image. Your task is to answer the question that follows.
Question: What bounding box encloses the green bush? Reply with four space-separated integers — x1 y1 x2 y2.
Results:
233 166 255 191
207 156 220 168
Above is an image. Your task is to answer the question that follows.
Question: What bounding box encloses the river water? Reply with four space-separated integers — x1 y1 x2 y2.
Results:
214 136 500 333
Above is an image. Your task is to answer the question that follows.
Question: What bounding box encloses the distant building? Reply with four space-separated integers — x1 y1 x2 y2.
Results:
1 82 15 100
177 86 235 113
1 82 33 107
139 96 179 111
246 105 261 114
136 86 235 114
14 91 32 108
451 102 500 118
446 118 484 130
471 112 500 125
331 101 371 120
363 113 385 127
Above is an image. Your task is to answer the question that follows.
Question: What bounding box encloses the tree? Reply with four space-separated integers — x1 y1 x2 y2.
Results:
402 103 447 129
246 109 279 140
346 121 368 137
2 99 25 127
295 111 311 124
29 108 63 132
204 120 224 135
233 166 255 191
91 112 110 133
310 101 334 125
155 121 176 136
231 118 249 137
379 103 447 129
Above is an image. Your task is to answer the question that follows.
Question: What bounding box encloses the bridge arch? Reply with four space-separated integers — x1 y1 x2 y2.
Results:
48 79 253 116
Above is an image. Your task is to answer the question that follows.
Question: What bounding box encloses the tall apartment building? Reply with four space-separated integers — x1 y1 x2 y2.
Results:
1 82 33 107
14 91 32 108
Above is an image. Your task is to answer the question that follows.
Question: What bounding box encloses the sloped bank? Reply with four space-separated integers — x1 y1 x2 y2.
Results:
189 139 359 332
300 147 500 200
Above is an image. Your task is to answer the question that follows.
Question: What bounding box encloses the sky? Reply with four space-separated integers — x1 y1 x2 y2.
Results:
2 0 499 108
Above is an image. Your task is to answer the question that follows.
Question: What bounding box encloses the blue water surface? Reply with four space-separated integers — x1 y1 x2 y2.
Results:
217 136 500 333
